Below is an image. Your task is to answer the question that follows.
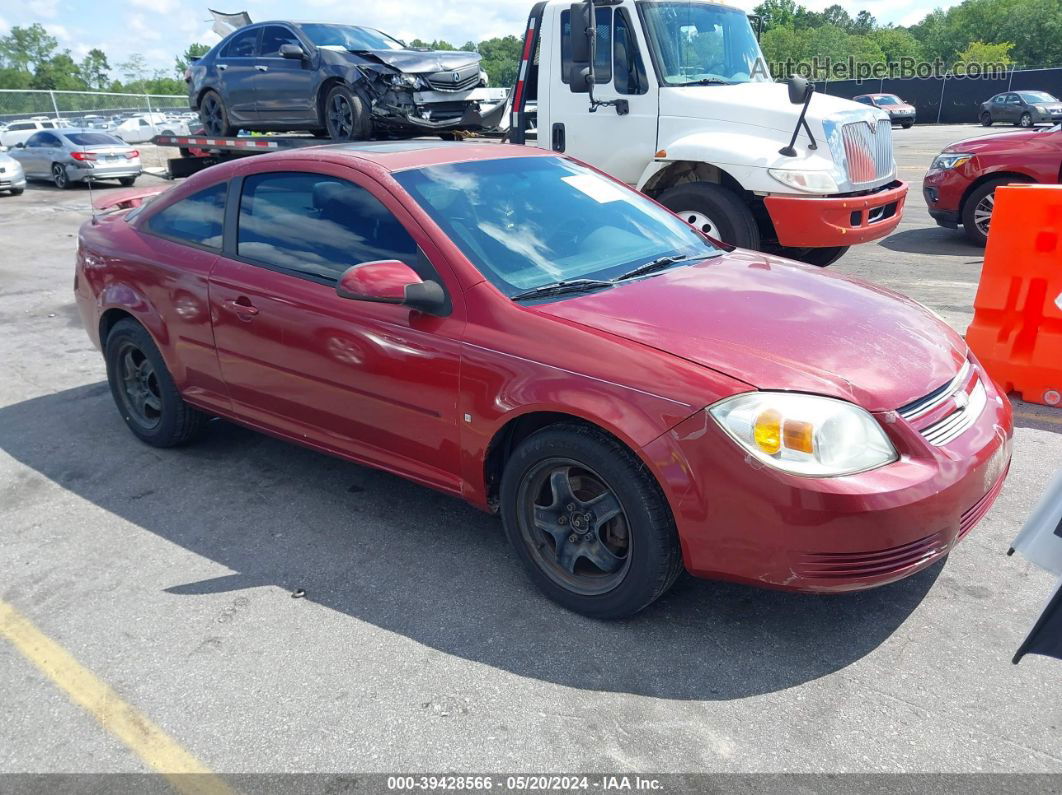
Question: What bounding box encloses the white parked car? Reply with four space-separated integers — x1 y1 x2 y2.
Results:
112 113 190 144
1 118 60 150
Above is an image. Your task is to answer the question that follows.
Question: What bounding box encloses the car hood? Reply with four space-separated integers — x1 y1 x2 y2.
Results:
343 48 480 73
946 129 1045 152
884 104 915 112
532 250 967 412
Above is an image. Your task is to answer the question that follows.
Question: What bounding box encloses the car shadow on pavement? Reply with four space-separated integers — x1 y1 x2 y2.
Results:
878 227 984 261
0 383 941 701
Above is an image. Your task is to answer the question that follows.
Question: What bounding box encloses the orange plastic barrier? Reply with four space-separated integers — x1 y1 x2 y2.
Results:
966 183 1062 408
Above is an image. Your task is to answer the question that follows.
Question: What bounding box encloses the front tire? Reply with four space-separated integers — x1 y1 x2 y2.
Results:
980 112 993 127
777 245 850 267
104 319 208 447
51 163 70 190
657 182 761 250
962 177 1025 246
199 90 236 137
119 176 137 187
323 84 371 141
901 122 913 129
1018 112 1033 128
500 424 683 619
9 188 24 196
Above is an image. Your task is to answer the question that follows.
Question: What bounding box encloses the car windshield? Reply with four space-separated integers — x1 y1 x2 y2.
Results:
395 156 718 297
297 24 404 51
1018 91 1058 103
639 1 769 85
64 132 124 147
875 95 901 105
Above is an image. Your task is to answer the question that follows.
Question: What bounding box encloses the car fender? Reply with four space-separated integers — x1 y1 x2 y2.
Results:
96 283 185 384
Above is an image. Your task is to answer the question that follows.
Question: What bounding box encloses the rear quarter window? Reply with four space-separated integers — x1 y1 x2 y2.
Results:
143 182 227 250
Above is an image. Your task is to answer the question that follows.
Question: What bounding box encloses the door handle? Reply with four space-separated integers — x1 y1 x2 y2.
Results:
255 65 269 72
224 298 259 319
218 64 228 71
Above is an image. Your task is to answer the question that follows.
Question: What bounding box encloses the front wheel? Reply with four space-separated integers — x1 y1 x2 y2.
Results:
324 84 371 141
104 319 208 447
657 182 761 250
980 112 993 127
119 176 137 187
9 188 24 196
51 163 70 190
1018 112 1033 128
500 424 683 619
962 177 1026 246
901 122 913 129
776 245 850 267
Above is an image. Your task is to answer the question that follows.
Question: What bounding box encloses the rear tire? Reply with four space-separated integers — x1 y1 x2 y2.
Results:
323 84 371 141
51 163 69 190
104 319 208 447
199 90 236 137
962 177 1026 246
657 182 761 250
980 112 993 127
500 424 683 619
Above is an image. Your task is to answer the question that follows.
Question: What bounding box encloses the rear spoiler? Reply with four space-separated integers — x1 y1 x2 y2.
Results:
92 184 170 212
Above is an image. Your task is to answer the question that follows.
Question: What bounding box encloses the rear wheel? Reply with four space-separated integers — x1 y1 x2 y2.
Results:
51 163 69 190
199 90 236 137
980 112 993 127
104 319 208 447
500 424 683 619
657 182 760 250
1018 112 1033 128
324 84 371 141
962 177 1026 246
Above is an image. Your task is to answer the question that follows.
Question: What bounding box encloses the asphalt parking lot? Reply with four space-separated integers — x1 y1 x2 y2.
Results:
1 124 1060 779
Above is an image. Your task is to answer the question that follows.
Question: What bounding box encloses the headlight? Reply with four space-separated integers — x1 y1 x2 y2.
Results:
387 73 423 89
767 168 839 193
930 152 973 171
708 392 898 477
479 69 489 87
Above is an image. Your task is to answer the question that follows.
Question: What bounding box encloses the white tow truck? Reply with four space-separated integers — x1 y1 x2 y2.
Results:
508 0 909 265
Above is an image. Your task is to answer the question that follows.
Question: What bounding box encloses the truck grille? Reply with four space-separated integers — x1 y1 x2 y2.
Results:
426 65 481 92
841 119 894 184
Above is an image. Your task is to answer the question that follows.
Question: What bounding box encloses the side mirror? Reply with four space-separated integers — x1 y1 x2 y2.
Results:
15 142 25 148
786 75 812 105
568 64 591 93
570 2 592 63
279 43 305 59
336 260 447 315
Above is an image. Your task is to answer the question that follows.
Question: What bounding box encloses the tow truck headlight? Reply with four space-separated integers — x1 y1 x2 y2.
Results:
708 392 898 477
930 152 973 171
767 168 839 193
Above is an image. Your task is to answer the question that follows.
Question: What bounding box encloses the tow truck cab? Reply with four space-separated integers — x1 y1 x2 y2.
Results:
510 0 908 266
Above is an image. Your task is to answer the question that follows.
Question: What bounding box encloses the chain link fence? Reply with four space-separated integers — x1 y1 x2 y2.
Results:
0 89 189 124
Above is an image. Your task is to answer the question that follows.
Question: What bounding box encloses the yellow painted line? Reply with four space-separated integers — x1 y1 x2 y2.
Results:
0 599 232 795
1014 409 1062 427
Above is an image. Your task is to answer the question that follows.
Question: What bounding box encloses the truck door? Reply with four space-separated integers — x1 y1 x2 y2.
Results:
543 4 658 186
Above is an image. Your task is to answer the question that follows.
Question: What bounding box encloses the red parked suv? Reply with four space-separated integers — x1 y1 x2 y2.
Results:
924 125 1062 245
75 142 1012 618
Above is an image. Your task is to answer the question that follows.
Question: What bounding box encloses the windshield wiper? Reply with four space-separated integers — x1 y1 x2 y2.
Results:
682 78 735 86
613 254 689 282
510 279 614 301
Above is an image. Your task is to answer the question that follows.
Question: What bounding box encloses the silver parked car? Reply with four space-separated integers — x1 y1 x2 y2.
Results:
10 128 142 189
0 151 26 195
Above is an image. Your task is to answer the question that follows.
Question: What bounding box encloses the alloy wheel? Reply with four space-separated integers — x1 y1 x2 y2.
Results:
1020 113 1033 128
116 341 163 431
678 209 719 238
52 164 68 189
327 94 354 139
973 191 995 236
517 458 631 596
202 95 223 136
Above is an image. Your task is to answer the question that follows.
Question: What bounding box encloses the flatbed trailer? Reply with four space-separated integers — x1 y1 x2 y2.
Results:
151 134 332 179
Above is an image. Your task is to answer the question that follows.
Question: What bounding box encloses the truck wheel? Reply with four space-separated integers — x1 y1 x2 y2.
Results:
500 424 683 619
961 177 1027 246
778 246 850 267
657 182 760 250
199 91 236 137
324 85 371 141
980 112 993 127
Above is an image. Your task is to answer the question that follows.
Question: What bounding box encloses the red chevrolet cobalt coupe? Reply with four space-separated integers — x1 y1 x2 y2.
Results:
75 142 1013 618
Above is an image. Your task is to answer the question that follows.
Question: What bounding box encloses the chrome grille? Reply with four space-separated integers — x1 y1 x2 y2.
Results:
897 361 971 421
897 361 987 448
841 119 894 184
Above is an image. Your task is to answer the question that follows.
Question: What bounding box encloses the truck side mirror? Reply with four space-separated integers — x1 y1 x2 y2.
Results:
569 64 591 94
787 76 812 105
570 2 592 63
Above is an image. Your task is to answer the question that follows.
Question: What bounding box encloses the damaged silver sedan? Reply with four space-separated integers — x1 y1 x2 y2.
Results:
187 21 506 139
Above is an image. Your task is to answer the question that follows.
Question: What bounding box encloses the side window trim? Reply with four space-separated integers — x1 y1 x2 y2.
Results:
221 26 260 59
613 7 647 96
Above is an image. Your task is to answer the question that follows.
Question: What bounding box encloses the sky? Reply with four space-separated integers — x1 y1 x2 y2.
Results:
0 0 959 75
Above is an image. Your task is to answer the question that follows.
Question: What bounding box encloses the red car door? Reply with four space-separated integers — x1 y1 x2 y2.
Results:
208 163 465 493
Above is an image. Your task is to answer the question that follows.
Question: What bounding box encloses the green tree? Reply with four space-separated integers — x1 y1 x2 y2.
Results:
819 5 853 31
956 39 1014 70
753 0 798 32
79 48 110 90
851 10 876 35
31 51 88 90
477 35 523 87
869 27 924 64
118 54 149 85
175 42 210 77
0 24 59 73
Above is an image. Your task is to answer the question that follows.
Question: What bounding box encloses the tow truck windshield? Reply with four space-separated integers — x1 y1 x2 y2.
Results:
639 1 769 85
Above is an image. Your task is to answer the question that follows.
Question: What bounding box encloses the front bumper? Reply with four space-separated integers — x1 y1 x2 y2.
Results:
0 174 26 190
923 166 973 225
889 111 917 123
641 362 1013 592
764 180 908 248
